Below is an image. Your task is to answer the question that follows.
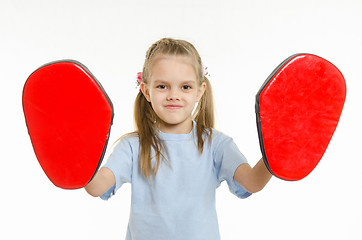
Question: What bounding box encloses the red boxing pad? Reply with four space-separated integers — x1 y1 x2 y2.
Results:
23 60 113 189
256 54 346 181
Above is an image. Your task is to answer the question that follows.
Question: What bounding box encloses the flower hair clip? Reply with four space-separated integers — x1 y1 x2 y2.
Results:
136 72 143 91
202 66 209 77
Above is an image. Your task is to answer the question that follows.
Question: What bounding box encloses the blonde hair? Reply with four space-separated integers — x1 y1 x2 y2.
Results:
134 38 214 180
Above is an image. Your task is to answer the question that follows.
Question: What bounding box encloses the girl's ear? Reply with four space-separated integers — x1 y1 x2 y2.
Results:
197 82 207 101
140 82 151 102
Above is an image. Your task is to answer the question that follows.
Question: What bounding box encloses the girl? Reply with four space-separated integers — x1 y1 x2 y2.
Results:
85 38 272 240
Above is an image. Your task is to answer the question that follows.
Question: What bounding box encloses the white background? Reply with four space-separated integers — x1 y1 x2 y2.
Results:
1 0 361 239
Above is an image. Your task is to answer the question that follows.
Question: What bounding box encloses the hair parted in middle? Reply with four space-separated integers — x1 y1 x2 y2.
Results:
133 38 215 180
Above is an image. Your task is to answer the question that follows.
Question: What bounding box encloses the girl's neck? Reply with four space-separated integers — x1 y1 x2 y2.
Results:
157 119 193 134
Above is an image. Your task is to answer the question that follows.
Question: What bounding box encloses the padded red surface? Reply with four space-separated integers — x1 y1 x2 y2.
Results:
256 54 346 181
23 60 113 189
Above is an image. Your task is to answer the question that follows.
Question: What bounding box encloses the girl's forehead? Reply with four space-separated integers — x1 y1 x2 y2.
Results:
149 55 197 79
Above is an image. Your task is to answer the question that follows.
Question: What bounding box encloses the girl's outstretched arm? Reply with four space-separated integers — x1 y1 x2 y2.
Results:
84 167 115 197
233 158 272 193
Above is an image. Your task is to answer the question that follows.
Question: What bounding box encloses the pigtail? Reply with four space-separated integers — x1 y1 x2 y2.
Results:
134 91 165 180
193 76 214 152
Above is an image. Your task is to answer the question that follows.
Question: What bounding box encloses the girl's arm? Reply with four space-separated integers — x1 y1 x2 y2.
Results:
84 167 115 197
233 158 272 193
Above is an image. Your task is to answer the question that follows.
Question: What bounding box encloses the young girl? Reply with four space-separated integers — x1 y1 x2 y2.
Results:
85 38 272 240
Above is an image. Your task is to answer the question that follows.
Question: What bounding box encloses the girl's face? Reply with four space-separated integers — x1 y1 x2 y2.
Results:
141 55 206 134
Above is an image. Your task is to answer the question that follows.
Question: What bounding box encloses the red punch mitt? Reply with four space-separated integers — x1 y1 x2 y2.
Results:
256 54 346 181
23 60 114 189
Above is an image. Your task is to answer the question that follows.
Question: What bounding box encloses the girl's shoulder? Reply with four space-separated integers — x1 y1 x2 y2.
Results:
112 132 140 150
120 132 139 141
208 128 234 147
210 128 232 139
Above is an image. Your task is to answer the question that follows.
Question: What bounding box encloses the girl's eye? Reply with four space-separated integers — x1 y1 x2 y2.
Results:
182 85 191 90
157 85 167 89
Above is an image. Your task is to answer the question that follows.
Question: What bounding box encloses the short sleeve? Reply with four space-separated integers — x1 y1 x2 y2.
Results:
99 137 133 200
214 136 252 199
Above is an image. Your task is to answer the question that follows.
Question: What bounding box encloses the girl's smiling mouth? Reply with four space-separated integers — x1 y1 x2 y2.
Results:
165 105 182 109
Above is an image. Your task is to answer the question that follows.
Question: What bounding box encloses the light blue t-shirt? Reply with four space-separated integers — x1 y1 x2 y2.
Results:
101 122 251 240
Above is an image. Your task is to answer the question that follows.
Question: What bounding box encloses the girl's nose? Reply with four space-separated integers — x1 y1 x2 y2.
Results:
167 89 180 101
